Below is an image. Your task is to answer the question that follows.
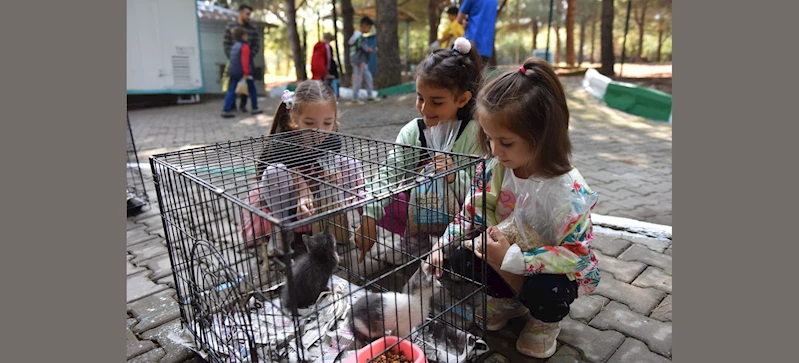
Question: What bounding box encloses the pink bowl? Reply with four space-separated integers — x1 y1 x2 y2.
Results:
347 336 427 363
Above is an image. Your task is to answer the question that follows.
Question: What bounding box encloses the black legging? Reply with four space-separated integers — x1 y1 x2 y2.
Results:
449 246 578 323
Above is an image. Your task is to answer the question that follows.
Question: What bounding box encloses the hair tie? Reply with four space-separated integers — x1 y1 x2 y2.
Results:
452 37 471 55
519 66 526 74
281 90 295 110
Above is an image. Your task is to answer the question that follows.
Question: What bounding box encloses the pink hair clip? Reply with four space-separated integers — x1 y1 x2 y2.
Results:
519 66 526 74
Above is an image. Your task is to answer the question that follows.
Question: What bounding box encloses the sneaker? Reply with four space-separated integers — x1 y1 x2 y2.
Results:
367 97 381 102
251 109 263 115
516 318 560 359
481 297 529 331
239 107 249 113
221 112 235 118
349 100 364 105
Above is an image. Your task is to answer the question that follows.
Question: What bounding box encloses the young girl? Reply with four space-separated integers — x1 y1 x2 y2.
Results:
425 57 600 359
354 37 484 263
241 80 363 257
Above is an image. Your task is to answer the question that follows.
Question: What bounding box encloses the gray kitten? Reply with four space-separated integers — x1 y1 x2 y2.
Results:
280 224 340 312
350 263 443 342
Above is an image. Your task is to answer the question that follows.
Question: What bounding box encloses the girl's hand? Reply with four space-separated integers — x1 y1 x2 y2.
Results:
355 215 377 263
433 154 456 183
473 226 512 268
425 241 446 279
296 195 314 220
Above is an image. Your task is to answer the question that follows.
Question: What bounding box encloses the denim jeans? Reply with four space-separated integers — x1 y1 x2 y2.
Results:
223 77 258 112
351 62 373 101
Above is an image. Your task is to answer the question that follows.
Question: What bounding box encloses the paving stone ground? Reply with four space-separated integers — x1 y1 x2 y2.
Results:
126 73 672 362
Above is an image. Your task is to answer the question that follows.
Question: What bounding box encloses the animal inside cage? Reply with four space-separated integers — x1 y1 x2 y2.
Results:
127 113 149 216
150 129 491 363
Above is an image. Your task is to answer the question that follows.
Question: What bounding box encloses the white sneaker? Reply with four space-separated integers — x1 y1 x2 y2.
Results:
481 297 529 331
516 318 560 359
349 100 364 105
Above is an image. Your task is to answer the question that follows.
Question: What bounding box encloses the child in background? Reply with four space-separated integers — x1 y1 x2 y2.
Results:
436 7 465 49
425 57 600 359
348 16 377 105
222 27 262 118
241 80 363 257
354 38 484 263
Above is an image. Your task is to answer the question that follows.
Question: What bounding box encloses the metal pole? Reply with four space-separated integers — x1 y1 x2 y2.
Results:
317 11 321 40
620 0 632 77
545 0 554 62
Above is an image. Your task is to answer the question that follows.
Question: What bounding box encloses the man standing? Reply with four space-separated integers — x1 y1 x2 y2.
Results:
223 4 262 114
458 0 498 68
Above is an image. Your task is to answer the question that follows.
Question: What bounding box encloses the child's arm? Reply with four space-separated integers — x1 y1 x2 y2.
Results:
440 158 500 248
449 126 482 202
241 44 251 77
500 187 599 277
294 174 314 220
362 122 419 222
427 158 499 277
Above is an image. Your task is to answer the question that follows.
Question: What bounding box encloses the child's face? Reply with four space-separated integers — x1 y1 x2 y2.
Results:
415 81 472 127
478 114 534 174
360 24 372 34
292 101 337 132
448 14 457 21
242 33 248 42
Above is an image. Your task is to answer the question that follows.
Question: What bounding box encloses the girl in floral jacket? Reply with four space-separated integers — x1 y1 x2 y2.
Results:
426 57 600 359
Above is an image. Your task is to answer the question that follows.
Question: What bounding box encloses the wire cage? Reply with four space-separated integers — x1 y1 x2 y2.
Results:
150 129 490 363
127 113 149 216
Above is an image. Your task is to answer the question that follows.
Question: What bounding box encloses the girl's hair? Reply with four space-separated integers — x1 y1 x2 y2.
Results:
475 57 572 178
232 26 247 41
414 38 483 122
258 80 338 180
269 80 338 135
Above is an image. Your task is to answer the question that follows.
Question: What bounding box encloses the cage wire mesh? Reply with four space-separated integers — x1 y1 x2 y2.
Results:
150 129 490 363
127 113 149 215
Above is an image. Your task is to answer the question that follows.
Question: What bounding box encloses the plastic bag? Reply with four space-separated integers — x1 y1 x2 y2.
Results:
407 120 462 235
235 78 249 96
468 172 595 253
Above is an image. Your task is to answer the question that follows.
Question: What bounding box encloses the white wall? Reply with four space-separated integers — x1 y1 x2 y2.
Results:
127 0 203 94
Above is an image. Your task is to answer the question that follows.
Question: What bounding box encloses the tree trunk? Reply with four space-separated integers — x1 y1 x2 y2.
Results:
554 24 561 64
532 21 539 51
376 0 402 88
636 21 645 62
515 0 522 64
599 0 614 77
428 0 441 45
565 0 576 67
590 16 596 63
285 0 307 80
342 0 355 85
656 19 664 62
578 18 587 66
302 18 307 67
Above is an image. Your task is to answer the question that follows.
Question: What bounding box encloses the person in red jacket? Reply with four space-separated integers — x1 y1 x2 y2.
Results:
311 33 335 81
